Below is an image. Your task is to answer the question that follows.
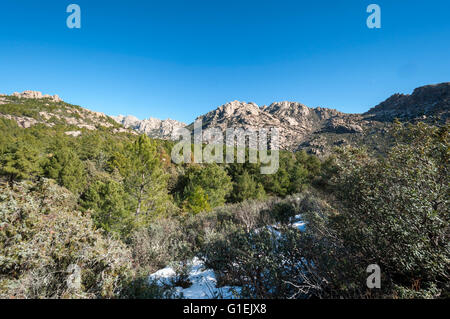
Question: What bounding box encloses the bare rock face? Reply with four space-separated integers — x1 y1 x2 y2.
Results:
365 82 449 124
194 100 362 151
0 114 40 128
189 83 449 154
112 115 186 140
112 115 140 128
65 131 82 137
2 82 447 155
324 117 364 134
12 90 62 103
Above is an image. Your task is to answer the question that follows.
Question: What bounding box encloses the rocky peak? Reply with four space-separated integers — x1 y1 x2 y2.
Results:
112 115 186 140
265 101 308 113
112 115 141 128
12 90 62 103
264 101 312 122
192 99 363 151
366 82 449 123
201 101 261 121
4 82 447 155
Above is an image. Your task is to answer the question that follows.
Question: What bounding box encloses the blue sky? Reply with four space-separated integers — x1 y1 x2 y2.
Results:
0 0 449 123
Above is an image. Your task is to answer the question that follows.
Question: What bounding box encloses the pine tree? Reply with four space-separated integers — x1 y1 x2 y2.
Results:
0 140 41 183
81 179 133 237
230 170 265 202
182 185 211 214
44 146 86 194
183 164 232 209
112 135 171 222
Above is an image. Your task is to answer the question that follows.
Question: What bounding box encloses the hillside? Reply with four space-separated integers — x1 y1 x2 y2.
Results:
366 82 449 122
0 91 133 136
2 83 448 156
112 114 186 140
109 83 449 155
0 86 448 300
190 82 449 155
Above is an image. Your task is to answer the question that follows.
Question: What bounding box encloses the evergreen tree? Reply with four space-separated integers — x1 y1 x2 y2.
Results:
183 164 232 209
81 179 134 237
112 135 171 222
182 185 211 214
230 170 266 203
0 139 41 183
44 146 86 194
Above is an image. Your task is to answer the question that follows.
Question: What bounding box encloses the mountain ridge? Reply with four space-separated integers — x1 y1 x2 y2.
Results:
111 115 186 140
1 82 448 155
188 82 448 154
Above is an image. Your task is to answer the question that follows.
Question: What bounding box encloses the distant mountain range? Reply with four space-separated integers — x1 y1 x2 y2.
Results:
111 115 186 140
111 82 449 155
1 82 448 155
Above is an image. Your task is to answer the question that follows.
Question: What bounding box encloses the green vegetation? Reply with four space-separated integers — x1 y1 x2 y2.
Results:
197 123 449 299
322 123 449 298
0 180 132 298
0 97 448 299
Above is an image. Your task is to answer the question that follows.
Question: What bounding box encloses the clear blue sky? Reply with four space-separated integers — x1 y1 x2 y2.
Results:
0 0 449 123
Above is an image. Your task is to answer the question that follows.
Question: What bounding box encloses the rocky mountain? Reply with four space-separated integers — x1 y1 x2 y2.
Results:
0 91 132 136
111 115 186 140
187 83 449 155
365 82 449 123
1 83 448 155
192 100 369 153
11 90 62 103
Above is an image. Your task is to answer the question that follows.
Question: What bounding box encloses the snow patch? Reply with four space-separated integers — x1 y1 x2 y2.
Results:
149 257 240 299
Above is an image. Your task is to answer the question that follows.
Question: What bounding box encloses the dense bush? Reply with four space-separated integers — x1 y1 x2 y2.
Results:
199 194 324 298
0 180 133 298
229 170 266 203
128 218 194 273
80 179 134 238
179 164 233 213
197 123 449 299
44 146 86 194
0 139 42 183
321 123 449 298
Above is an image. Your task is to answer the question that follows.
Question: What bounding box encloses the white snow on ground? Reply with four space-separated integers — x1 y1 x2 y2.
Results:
266 215 306 235
149 257 241 299
149 215 305 299
293 220 306 231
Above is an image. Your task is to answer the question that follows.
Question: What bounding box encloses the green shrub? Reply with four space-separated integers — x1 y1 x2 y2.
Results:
303 123 450 298
128 218 194 273
0 180 132 299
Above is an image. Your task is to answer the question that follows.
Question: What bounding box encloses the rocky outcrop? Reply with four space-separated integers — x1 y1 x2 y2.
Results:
0 92 133 137
0 114 41 128
324 117 364 134
65 130 82 137
2 83 448 154
12 90 62 103
365 83 449 123
189 83 449 154
112 115 186 140
193 100 366 151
